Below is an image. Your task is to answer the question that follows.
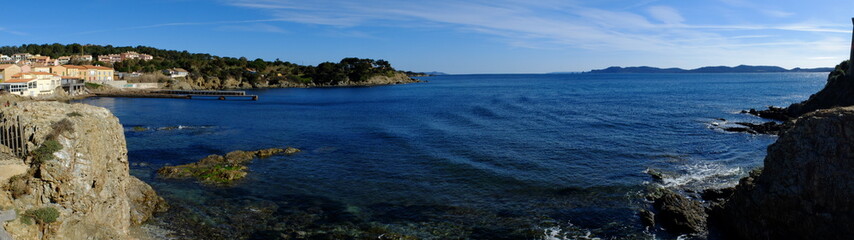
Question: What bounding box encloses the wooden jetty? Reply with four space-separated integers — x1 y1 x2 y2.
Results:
95 90 259 101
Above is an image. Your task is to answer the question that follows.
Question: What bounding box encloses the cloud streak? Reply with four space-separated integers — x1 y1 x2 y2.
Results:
0 27 27 36
221 0 848 55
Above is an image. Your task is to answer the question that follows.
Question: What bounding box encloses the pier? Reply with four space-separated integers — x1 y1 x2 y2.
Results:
96 90 259 101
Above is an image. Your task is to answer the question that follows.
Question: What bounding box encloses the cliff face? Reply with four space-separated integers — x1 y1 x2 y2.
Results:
0 102 166 240
718 106 854 239
786 61 853 117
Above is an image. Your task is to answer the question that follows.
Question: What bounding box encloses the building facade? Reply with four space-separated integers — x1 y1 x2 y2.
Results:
0 64 22 81
1 72 61 96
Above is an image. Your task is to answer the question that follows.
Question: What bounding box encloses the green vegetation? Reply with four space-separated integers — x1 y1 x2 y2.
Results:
20 207 59 226
84 82 102 89
32 140 62 165
157 148 299 185
0 44 404 86
31 119 74 165
21 207 60 240
66 112 83 117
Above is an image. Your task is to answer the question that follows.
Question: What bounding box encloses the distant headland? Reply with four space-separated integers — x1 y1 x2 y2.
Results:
586 65 833 74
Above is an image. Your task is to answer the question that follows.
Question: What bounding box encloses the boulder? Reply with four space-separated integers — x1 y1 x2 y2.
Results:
652 189 707 234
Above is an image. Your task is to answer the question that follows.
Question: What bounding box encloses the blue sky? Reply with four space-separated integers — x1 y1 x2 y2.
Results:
0 0 851 73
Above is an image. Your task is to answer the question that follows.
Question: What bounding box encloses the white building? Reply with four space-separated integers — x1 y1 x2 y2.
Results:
163 68 189 78
0 72 62 97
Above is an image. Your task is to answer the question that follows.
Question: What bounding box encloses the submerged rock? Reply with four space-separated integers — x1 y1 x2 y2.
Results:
722 121 791 135
716 106 854 239
157 147 299 185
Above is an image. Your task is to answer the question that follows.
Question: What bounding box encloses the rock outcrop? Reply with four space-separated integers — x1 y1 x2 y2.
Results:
0 101 166 240
716 106 854 239
751 61 853 121
173 72 420 90
651 189 707 234
157 147 299 185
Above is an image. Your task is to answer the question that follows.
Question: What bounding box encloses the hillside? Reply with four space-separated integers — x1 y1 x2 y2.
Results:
0 44 418 89
587 65 833 74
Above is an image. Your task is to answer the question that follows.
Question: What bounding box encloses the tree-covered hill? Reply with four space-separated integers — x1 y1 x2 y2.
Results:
0 44 413 88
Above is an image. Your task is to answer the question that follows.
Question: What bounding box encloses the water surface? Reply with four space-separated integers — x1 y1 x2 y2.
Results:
80 73 827 239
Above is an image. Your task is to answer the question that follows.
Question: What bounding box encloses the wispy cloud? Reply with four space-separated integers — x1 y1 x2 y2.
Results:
216 23 288 33
647 6 684 24
75 19 289 35
221 0 848 53
0 27 27 36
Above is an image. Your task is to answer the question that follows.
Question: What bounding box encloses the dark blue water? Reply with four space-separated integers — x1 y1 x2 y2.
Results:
79 73 827 239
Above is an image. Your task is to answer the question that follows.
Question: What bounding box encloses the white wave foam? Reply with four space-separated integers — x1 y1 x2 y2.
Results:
540 223 602 240
661 163 742 188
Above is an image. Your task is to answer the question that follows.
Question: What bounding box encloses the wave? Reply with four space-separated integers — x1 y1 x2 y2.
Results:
658 163 743 189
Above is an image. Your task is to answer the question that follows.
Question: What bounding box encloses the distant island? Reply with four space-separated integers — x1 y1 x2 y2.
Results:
586 65 834 74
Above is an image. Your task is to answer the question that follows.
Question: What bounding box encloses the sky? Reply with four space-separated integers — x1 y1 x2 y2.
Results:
0 0 852 74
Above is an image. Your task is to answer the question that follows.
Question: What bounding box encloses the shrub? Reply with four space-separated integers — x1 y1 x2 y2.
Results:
20 207 59 225
45 119 74 140
32 140 62 164
5 174 30 198
66 112 82 117
84 82 102 89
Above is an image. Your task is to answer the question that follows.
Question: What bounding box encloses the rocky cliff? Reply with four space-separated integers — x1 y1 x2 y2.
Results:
750 61 853 121
0 101 166 240
716 106 854 239
172 71 420 90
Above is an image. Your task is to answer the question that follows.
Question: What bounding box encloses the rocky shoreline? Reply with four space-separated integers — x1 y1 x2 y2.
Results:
166 71 423 90
646 61 854 239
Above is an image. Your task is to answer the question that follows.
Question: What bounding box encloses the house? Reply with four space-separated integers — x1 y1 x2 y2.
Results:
81 65 115 82
0 55 11 63
57 56 71 65
32 65 51 73
57 65 114 82
61 65 87 78
0 72 62 96
11 53 33 62
17 65 31 74
71 55 93 62
97 54 122 63
30 55 53 66
0 64 22 81
163 68 189 78
50 65 67 76
120 51 139 60
120 52 154 61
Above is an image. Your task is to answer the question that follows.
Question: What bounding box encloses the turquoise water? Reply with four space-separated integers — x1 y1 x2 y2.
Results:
79 73 827 239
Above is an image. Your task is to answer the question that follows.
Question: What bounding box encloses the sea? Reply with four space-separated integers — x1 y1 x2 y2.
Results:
77 72 828 239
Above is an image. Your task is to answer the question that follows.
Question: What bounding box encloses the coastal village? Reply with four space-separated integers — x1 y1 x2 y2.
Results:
0 52 186 97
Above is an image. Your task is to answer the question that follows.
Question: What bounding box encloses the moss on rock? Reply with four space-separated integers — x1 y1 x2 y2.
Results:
157 147 299 185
